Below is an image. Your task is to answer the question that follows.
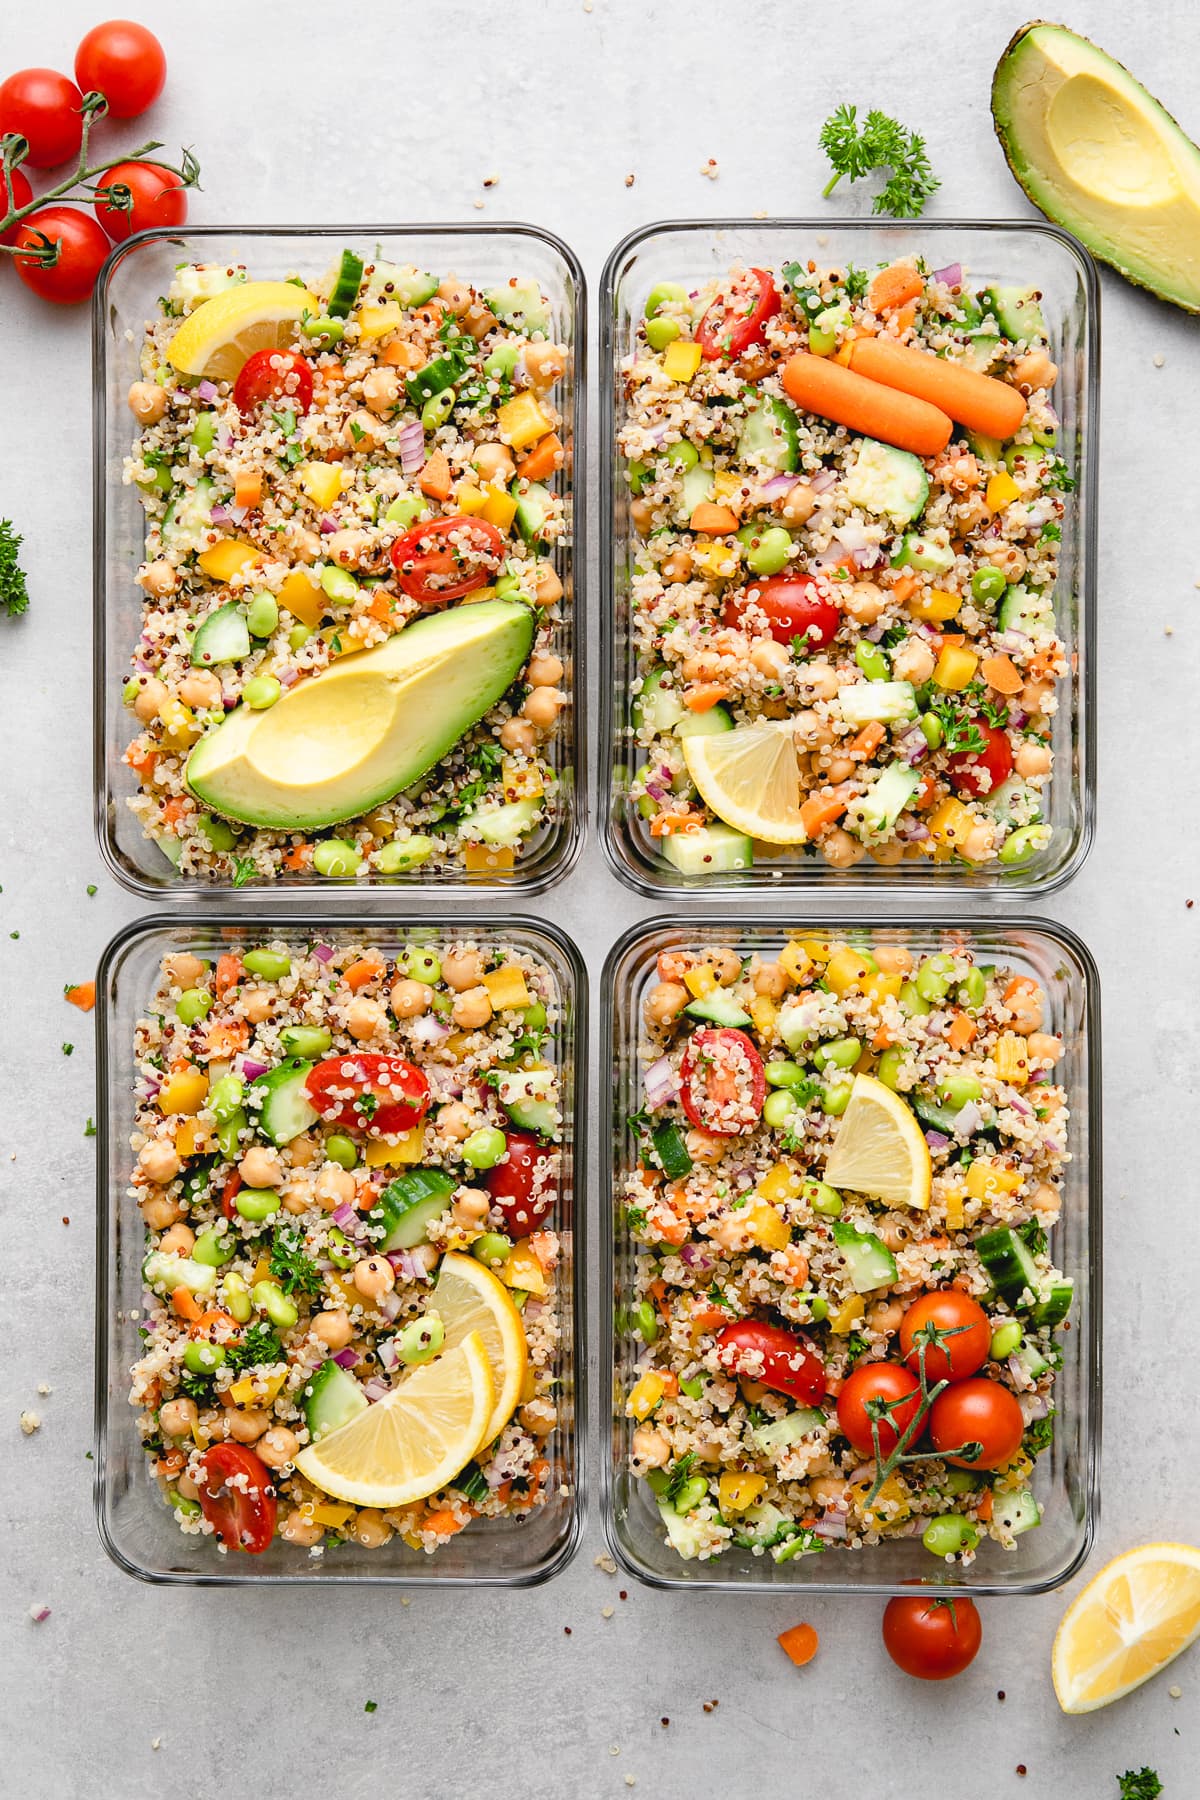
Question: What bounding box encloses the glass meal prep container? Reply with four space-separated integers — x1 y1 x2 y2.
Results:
94 914 586 1586
599 220 1098 897
601 916 1100 1595
93 224 586 899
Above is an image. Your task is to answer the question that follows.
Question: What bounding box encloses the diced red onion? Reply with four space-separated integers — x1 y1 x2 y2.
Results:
895 817 930 842
996 629 1032 655
484 1461 509 1489
409 1012 451 1046
312 944 334 962
645 779 669 803
914 620 939 640
278 668 300 689
833 521 869 552
330 1201 360 1233
140 1073 163 1098
398 421 425 474
863 620 885 642
643 1055 678 1111
387 1248 422 1281
332 1347 358 1369
237 1055 268 1081
1044 1138 1063 1157
29 1604 51 1624
377 1336 399 1372
1007 705 1027 729
1009 1353 1034 1391
760 473 794 497
209 503 230 524
379 1289 404 1321
809 468 838 493
925 1129 950 1152
363 1375 393 1403
679 1242 713 1272
814 1506 849 1540
900 731 928 767
319 515 339 534
196 379 218 402
1007 1093 1033 1118
853 546 885 570
952 1099 984 1139
1022 1391 1051 1422
932 263 963 289
218 426 234 450
133 657 153 673
813 544 847 570
226 504 248 528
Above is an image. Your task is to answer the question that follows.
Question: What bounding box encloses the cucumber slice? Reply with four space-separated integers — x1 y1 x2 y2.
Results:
674 703 734 741
732 1500 793 1549
661 823 753 876
279 1026 332 1059
484 277 550 336
370 1167 456 1250
684 991 752 1028
831 1221 898 1293
460 796 540 847
162 475 215 555
892 532 955 575
650 1120 692 1179
984 284 1047 343
249 1059 319 1147
633 667 686 735
494 1068 559 1136
736 396 799 472
965 429 1003 463
362 262 438 307
993 1485 1042 1537
656 1498 711 1559
513 479 553 547
1016 1342 1051 1380
1029 1278 1073 1328
843 439 929 526
959 330 1001 372
303 1359 369 1443
975 1226 1039 1303
836 682 918 728
676 462 714 525
752 1409 826 1455
142 1251 217 1297
405 350 468 407
849 761 922 837
998 584 1056 637
327 249 364 318
191 602 251 669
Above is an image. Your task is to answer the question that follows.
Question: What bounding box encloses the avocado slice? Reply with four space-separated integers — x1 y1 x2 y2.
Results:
186 598 534 830
993 22 1200 313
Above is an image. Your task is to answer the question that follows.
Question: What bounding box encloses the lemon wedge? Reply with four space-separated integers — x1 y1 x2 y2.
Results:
435 1251 529 1448
1053 1542 1200 1713
682 720 807 845
823 1073 932 1210
293 1330 493 1507
168 280 319 380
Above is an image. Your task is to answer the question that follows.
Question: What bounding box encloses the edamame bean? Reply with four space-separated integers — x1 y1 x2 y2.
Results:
288 623 313 652
217 1109 247 1159
313 840 363 878
493 571 528 600
176 988 213 1026
990 1320 1023 1360
421 388 455 432
939 1074 983 1110
183 1340 226 1376
236 1187 282 1223
398 1312 445 1365
855 641 890 682
876 1046 905 1091
523 1000 548 1035
122 677 142 706
325 1134 358 1171
192 1225 235 1267
745 526 793 577
222 1272 253 1324
482 342 521 380
326 1227 358 1269
245 593 280 638
942 1468 980 1496
199 815 237 852
807 1295 830 1322
645 316 681 351
679 1375 704 1400
1031 423 1057 449
922 1514 980 1558
280 1026 332 1058
999 824 1050 866
375 836 432 874
763 1088 800 1129
302 314 344 344
663 440 699 471
803 1179 843 1217
463 1126 507 1170
402 947 442 984
672 1475 710 1515
821 1080 853 1116
191 412 217 455
250 1281 298 1329
645 282 688 319
959 967 987 1011
243 948 291 980
243 675 281 710
814 1036 862 1072
919 712 943 750
632 1300 659 1343
916 954 955 1003
472 1232 512 1270
627 460 650 496
971 566 1007 606
321 564 359 602
170 1488 203 1517
899 980 932 1018
765 1060 809 1090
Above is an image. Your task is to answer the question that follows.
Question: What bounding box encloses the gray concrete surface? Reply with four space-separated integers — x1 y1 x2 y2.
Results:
2 2 1199 1794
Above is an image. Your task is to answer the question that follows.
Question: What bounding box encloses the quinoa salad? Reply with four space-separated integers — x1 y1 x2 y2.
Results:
121 252 570 884
128 937 565 1558
618 255 1069 876
620 934 1072 1565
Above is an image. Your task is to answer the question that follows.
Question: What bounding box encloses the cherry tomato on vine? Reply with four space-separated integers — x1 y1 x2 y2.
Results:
883 1595 982 1681
232 348 314 417
928 1377 1024 1470
945 720 1014 799
196 1443 277 1553
836 1362 924 1459
390 516 505 603
75 21 167 119
715 1320 825 1406
485 1131 557 1237
678 1026 766 1136
697 267 780 361
94 159 187 241
13 206 111 304
723 575 840 650
305 1053 430 1138
899 1290 991 1385
0 69 84 169
0 164 33 247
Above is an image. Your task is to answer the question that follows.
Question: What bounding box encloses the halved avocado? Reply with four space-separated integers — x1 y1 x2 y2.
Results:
992 22 1200 313
186 598 534 830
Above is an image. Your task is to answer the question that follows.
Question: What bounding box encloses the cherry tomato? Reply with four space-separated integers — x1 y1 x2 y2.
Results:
715 1320 825 1406
220 1172 242 1222
390 516 505 603
883 1595 982 1681
75 21 166 120
697 267 780 362
232 348 314 417
485 1131 557 1237
723 575 840 650
0 163 33 247
899 1291 991 1385
945 720 1014 798
196 1443 277 1553
93 159 187 242
678 1027 766 1137
305 1053 430 1138
836 1362 925 1458
929 1377 1024 1470
13 206 111 304
0 69 84 169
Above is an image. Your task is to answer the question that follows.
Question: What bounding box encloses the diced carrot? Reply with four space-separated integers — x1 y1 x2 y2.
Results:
160 797 187 828
799 793 848 838
849 721 887 758
689 502 740 535
977 1489 994 1522
868 264 925 313
916 773 940 810
684 682 731 712
170 1286 203 1323
65 981 95 1012
493 1480 513 1505
205 1019 247 1058
690 1305 730 1333
872 1023 894 1051
214 954 243 998
518 432 564 482
367 589 398 626
889 301 918 335
888 572 920 605
412 301 446 333
980 654 1023 695
1026 649 1060 682
778 1621 820 1667
782 353 951 458
344 957 384 991
418 451 452 501
234 469 263 511
422 1509 468 1538
649 811 699 839
527 1231 557 1272
948 1012 977 1050
124 742 158 778
379 338 423 370
189 1309 239 1340
849 336 1027 441
659 1371 679 1397
282 845 311 871
1004 976 1038 1003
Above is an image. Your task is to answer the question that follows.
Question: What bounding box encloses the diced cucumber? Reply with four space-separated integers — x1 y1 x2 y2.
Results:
171 264 247 307
633 668 685 735
831 1221 897 1293
987 776 1037 826
892 532 955 575
836 681 918 728
142 1251 217 1297
152 832 184 869
361 262 439 307
494 1068 559 1136
736 396 799 473
732 1501 793 1549
249 1059 319 1147
843 439 929 526
406 350 468 407
651 1120 692 1179
1016 1342 1050 1380
966 429 1003 463
1029 1279 1073 1329
684 990 752 1028
998 584 1056 637
984 284 1047 343
958 330 1001 372
677 462 714 524
975 1226 1039 1303
370 1168 456 1250
753 1409 826 1455
303 1359 369 1443
657 1498 711 1559
161 475 215 554
849 761 922 837
993 1485 1042 1537
460 796 540 846
191 602 251 668
279 1026 332 1059
912 1093 964 1137
485 278 550 336
513 479 553 547
327 249 364 317
661 824 753 876
674 703 734 740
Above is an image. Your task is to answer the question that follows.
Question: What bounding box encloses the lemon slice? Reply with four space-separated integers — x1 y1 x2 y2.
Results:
435 1251 529 1448
682 720 807 845
823 1073 932 1210
168 280 320 380
293 1331 493 1507
1053 1542 1200 1713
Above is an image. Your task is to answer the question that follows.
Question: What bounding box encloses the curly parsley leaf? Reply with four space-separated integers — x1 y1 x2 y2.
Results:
1118 1772 1163 1800
665 1452 699 1506
819 104 940 219
1023 1409 1056 1455
1018 1218 1048 1257
224 1324 284 1374
0 520 30 619
269 1226 323 1296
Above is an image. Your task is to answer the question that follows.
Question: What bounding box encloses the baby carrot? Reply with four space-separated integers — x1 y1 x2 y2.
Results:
781 353 952 457
868 264 925 314
848 337 1027 442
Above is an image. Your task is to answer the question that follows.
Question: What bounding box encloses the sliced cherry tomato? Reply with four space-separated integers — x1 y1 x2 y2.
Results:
724 575 840 650
945 720 1014 798
306 1053 430 1138
1 165 33 247
485 1131 557 1237
196 1443 277 1553
221 1172 243 1222
0 69 83 169
883 1595 982 1681
836 1362 924 1458
928 1377 1024 1470
232 348 314 417
678 1027 766 1137
75 21 166 120
899 1291 991 1385
715 1320 825 1406
94 160 187 242
13 206 111 304
697 267 780 362
390 516 505 603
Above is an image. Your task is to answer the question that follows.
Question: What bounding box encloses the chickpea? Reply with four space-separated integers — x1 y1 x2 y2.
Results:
630 497 657 535
657 952 691 983
257 1426 300 1469
519 1397 557 1436
239 1145 283 1188
471 442 517 486
778 481 817 525
749 638 790 679
1032 1181 1061 1219
1015 742 1051 779
685 1128 729 1165
868 1298 905 1334
752 961 788 1000
159 1398 198 1439
809 1475 849 1509
240 987 274 1025
281 1510 324 1546
843 581 887 624
128 381 167 424
821 827 866 869
312 1308 355 1350
158 1223 195 1257
140 1191 185 1230
225 1406 270 1445
792 709 834 749
1006 987 1043 1036
877 1219 913 1253
133 676 167 723
891 639 936 686
281 1176 313 1215
961 823 995 863
326 528 371 568
289 1134 319 1168
362 366 400 416
527 652 564 687
661 550 694 583
981 542 1027 582
1027 1031 1063 1065
1021 679 1055 716
681 650 723 683
346 996 386 1041
704 947 742 986
534 562 563 605
443 949 485 991
868 839 905 866
285 523 322 562
643 980 687 1027
178 670 223 710
524 342 567 390
451 1188 491 1230
315 1163 356 1210
353 1256 396 1300
522 686 565 730
343 408 387 453
1011 350 1058 394
390 977 432 1019
438 1101 473 1142
176 1472 200 1502
165 953 206 986
436 274 473 316
451 985 493 1030
139 1139 181 1184
873 946 913 976
499 716 536 754
350 1509 393 1548
139 559 177 598
631 1426 671 1470
823 755 855 784
799 660 838 701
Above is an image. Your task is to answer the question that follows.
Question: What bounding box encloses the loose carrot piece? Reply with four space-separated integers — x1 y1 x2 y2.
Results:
916 774 940 810
518 432 564 481
948 1012 977 1050
1004 976 1038 1003
868 264 925 313
781 353 952 457
684 682 731 712
189 1309 239 1340
65 981 95 1012
799 792 848 837
872 1023 894 1051
170 1285 203 1323
689 501 739 535
649 811 699 838
848 336 1027 442
418 451 452 501
344 957 384 991
214 953 243 997
778 1622 820 1667
980 654 1023 695
888 572 920 606
234 469 263 510
367 589 398 626
690 1305 731 1333
849 721 886 758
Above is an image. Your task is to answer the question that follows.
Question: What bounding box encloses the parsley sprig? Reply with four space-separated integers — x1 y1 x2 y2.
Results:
0 520 30 618
819 104 940 218
1118 1772 1163 1800
269 1226 323 1296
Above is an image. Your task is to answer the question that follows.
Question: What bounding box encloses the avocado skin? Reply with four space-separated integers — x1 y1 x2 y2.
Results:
992 20 1200 314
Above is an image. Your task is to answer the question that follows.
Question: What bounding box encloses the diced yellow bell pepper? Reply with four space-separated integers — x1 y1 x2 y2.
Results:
198 538 263 583
857 1471 911 1529
862 971 903 1007
829 1294 866 1334
627 1371 666 1421
662 339 703 383
689 538 741 581
986 471 1021 512
993 1033 1031 1086
158 1069 209 1116
994 1448 1034 1491
743 1199 791 1252
301 1500 356 1530
684 964 717 1000
461 585 497 605
355 302 406 342
464 842 514 875
944 1184 965 1230
719 1471 766 1516
456 482 489 516
277 566 325 628
779 940 814 984
228 1368 288 1408
965 1158 1024 1202
932 644 979 690
758 1163 802 1206
480 487 519 534
482 964 532 1011
519 1365 538 1406
497 392 553 451
927 796 975 853
326 1273 361 1311
501 757 544 802
748 995 778 1037
711 470 743 508
797 936 835 967
158 696 202 747
501 1243 547 1297
909 586 963 624
174 1118 212 1158
825 947 875 997
298 461 345 510
365 1125 426 1167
